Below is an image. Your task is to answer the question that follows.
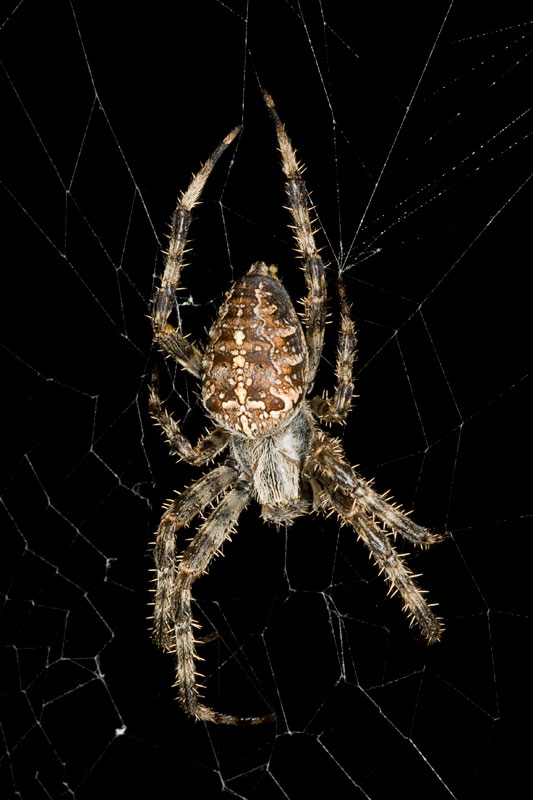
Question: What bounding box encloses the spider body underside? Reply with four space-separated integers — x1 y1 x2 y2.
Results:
149 91 444 725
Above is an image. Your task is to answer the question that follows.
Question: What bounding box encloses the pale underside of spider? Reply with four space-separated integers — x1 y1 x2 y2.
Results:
149 90 444 725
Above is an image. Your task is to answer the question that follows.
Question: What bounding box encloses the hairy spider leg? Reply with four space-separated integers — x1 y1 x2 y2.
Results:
263 92 357 422
149 376 229 465
311 277 358 424
169 476 275 724
263 90 327 384
152 126 241 378
306 433 444 643
152 462 239 650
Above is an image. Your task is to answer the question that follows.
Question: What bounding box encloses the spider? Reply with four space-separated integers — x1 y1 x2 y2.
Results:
149 90 444 725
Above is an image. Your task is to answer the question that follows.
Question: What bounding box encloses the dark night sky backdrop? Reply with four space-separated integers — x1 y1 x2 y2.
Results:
2 2 531 798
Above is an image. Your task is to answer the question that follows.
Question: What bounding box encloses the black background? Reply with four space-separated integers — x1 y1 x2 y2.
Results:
2 2 532 798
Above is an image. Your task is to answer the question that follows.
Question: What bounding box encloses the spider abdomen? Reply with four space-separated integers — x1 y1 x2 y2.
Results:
202 262 308 437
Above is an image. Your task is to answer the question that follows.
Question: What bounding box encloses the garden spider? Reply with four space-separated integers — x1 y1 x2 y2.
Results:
149 90 444 725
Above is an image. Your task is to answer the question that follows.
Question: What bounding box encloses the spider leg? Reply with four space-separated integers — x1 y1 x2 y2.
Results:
310 432 444 547
170 475 276 725
152 461 239 649
311 276 358 424
306 433 444 643
263 90 327 385
152 125 241 378
149 373 229 465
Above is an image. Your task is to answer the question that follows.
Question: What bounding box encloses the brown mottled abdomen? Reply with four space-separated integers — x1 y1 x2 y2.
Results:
202 262 308 436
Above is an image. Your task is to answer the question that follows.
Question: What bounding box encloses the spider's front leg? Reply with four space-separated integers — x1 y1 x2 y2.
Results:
311 432 444 548
307 433 444 643
152 461 239 650
152 126 240 378
168 475 275 725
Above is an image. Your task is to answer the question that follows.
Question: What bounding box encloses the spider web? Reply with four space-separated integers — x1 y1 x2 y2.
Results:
2 1 532 797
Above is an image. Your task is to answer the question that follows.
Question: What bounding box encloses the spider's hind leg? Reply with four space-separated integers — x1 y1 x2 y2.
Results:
152 125 240 378
149 372 229 466
263 90 327 385
310 276 358 425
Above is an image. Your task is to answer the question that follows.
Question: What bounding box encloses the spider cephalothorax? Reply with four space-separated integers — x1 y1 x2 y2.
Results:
149 90 445 726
